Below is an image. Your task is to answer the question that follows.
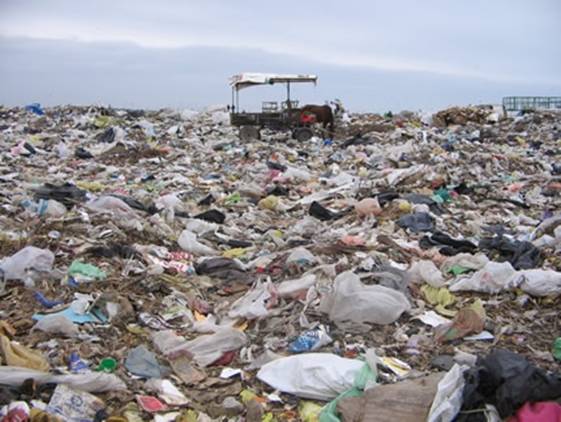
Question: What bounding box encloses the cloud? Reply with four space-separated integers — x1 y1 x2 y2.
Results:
1 0 560 84
1 36 559 112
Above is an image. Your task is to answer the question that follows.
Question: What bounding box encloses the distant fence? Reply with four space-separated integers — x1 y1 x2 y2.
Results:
503 96 561 111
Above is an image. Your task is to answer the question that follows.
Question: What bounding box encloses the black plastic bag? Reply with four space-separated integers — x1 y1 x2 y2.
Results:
397 212 434 233
458 349 561 421
75 147 94 159
419 231 477 255
309 201 338 221
33 183 87 209
194 209 226 224
479 235 541 270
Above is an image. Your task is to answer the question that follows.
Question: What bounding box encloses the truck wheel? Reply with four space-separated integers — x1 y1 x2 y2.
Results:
292 127 313 142
239 126 260 141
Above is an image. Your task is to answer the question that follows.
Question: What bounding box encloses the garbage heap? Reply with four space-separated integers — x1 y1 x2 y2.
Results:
0 103 561 421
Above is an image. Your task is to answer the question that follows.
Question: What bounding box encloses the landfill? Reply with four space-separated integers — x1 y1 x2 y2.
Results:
0 103 560 421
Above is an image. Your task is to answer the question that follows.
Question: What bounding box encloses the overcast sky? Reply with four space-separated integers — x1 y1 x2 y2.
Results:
1 0 560 111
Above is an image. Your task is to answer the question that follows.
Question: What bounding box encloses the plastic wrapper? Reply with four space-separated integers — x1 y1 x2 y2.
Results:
288 327 332 353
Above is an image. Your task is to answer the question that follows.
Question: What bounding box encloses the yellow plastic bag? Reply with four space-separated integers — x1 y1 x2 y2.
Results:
0 335 49 371
421 285 457 317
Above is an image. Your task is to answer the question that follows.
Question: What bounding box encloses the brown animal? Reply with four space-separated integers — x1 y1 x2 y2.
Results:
300 104 334 138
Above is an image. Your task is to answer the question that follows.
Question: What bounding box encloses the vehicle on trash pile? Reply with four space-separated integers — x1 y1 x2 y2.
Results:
228 73 334 142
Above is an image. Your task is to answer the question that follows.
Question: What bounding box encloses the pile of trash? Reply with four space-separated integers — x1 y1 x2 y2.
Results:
432 105 499 127
0 102 560 421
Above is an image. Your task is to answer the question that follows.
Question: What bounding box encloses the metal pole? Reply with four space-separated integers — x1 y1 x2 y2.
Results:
287 81 291 108
231 87 234 111
236 88 239 111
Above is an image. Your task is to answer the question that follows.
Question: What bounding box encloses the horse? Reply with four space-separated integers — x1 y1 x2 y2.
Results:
300 104 334 139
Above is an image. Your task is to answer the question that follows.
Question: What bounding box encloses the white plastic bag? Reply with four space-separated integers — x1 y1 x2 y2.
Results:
283 166 312 182
0 246 55 281
45 200 67 218
151 329 190 358
517 269 561 296
386 165 426 186
86 196 134 215
228 280 274 320
145 379 189 406
449 261 517 293
408 260 445 287
184 328 247 367
32 315 79 337
427 364 468 422
0 367 126 392
450 262 561 296
441 253 489 274
178 230 217 256
184 219 218 235
321 271 411 325
277 274 316 298
286 247 316 265
156 193 182 211
257 353 364 401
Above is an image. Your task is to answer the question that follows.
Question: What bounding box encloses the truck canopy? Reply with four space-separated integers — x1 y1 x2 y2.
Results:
229 73 317 90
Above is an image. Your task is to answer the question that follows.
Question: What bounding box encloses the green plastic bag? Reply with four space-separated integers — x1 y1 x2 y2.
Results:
553 338 561 361
320 361 378 422
68 260 106 281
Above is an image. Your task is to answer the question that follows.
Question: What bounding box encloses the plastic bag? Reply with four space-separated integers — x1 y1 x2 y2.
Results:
155 193 182 210
286 247 316 266
185 218 218 235
449 261 517 293
289 327 332 353
321 271 410 325
32 314 79 337
397 212 435 233
354 198 382 218
441 253 489 274
408 260 445 287
86 195 135 215
228 280 275 320
125 345 164 379
427 364 468 422
0 246 55 281
46 384 105 421
284 166 312 182
277 274 317 298
517 269 561 296
0 335 49 371
184 328 247 367
336 372 444 422
45 199 67 217
145 379 189 406
257 353 365 400
68 260 107 282
386 165 426 186
178 230 217 256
